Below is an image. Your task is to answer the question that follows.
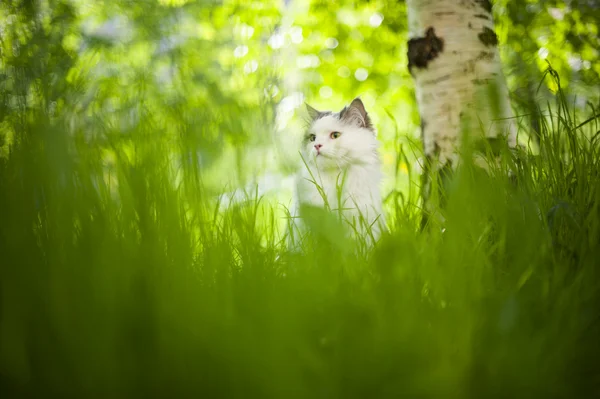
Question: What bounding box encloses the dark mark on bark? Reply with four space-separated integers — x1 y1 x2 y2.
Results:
468 22 473 29
425 74 452 85
408 27 444 72
478 27 498 47
461 0 478 10
476 51 495 61
474 13 489 19
472 78 493 85
463 58 478 74
434 11 456 17
474 0 492 13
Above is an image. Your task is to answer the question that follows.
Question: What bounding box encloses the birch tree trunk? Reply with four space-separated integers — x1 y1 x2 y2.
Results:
406 0 517 226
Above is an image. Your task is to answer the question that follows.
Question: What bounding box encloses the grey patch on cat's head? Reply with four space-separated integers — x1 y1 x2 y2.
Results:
338 97 374 132
304 98 374 133
305 103 331 124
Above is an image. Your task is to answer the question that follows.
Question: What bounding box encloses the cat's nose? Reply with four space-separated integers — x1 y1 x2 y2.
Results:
314 144 323 151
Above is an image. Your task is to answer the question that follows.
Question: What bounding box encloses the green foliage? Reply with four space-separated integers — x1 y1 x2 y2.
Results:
1 0 600 398
495 0 600 143
497 0 600 93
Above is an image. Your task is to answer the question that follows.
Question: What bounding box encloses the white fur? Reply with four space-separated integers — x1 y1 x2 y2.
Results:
289 106 386 249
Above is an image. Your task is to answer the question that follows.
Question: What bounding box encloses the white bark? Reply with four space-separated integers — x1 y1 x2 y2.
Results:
406 0 516 167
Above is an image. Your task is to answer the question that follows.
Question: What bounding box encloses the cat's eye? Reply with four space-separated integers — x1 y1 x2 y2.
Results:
308 134 316 142
330 131 341 139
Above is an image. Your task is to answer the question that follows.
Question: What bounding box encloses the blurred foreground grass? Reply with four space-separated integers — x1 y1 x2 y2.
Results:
1 69 600 398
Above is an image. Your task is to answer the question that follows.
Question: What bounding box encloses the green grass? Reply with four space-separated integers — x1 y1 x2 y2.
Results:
1 63 600 398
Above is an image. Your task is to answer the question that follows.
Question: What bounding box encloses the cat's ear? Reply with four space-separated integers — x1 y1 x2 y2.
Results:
340 97 373 131
305 103 322 121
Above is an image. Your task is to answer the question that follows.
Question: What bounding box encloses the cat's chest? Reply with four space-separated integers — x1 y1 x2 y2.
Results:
297 166 377 210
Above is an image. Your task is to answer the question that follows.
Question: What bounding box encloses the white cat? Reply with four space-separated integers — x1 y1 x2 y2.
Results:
288 97 386 249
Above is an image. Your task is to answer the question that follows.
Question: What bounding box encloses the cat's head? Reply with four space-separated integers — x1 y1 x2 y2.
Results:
302 98 379 169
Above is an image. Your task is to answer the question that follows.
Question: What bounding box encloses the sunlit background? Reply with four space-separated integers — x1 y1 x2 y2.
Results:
3 0 598 221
